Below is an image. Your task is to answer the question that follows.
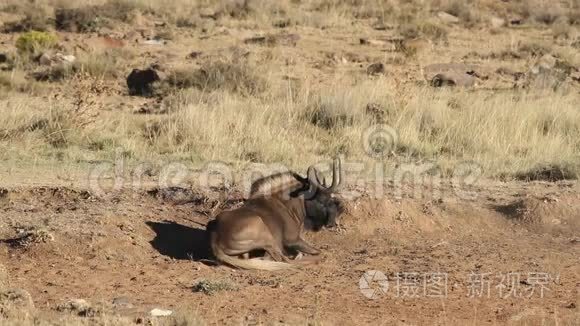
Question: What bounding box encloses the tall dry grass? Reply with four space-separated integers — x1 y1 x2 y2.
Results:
1 74 579 179
0 0 579 181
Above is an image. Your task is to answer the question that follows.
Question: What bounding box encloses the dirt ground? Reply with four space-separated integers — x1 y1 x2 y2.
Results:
0 180 578 325
0 1 579 325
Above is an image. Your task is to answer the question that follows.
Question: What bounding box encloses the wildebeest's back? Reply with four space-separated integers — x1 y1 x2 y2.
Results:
243 196 304 238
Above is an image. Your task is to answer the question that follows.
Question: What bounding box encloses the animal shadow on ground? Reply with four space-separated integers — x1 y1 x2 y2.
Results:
146 220 214 263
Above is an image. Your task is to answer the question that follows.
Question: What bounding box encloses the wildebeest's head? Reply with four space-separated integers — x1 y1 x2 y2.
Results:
248 157 345 230
300 157 344 230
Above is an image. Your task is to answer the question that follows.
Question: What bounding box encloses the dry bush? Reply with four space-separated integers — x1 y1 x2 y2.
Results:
398 21 448 42
165 60 266 96
73 52 122 79
0 2 53 32
512 0 567 25
2 72 580 178
0 70 45 94
55 7 103 32
54 0 144 32
518 42 551 57
436 0 479 24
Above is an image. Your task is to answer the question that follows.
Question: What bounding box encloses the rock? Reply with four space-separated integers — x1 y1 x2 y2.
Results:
38 53 53 65
509 17 523 25
150 308 173 317
525 54 574 90
360 38 388 46
200 8 218 20
55 53 76 64
431 72 477 87
142 39 167 46
127 68 162 96
532 54 557 73
490 16 506 29
423 63 485 87
437 11 460 24
526 67 568 90
57 299 98 317
496 67 525 81
0 53 8 63
187 51 203 59
0 289 34 310
37 52 76 66
366 63 385 76
371 22 393 31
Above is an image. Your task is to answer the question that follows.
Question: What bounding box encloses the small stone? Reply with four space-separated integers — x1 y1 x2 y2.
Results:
142 39 167 46
57 53 76 64
38 53 53 65
437 11 460 24
529 54 558 75
366 62 385 76
490 16 506 29
187 51 203 59
359 38 388 46
431 72 477 87
423 63 484 88
150 308 173 317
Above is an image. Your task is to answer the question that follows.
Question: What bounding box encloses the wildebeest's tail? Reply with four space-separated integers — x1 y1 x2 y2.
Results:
209 228 296 271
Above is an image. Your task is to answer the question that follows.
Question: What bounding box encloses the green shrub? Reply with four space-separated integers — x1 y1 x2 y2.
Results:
15 31 58 55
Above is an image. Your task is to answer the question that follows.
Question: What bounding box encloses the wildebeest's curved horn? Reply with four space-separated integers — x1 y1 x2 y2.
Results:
326 156 342 192
302 157 342 198
302 166 320 199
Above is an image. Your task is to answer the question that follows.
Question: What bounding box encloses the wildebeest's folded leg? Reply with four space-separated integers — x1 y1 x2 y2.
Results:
287 237 321 255
264 245 292 263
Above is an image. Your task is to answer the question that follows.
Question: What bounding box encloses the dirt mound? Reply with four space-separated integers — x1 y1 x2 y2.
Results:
494 196 580 236
0 184 578 324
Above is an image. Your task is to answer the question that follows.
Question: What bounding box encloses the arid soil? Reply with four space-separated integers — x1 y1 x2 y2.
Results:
1 1 580 325
1 181 578 325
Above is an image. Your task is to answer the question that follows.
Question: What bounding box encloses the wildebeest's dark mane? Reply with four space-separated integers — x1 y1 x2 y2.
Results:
249 171 307 198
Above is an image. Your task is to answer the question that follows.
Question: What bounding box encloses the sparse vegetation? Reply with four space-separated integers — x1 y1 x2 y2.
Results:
192 279 239 295
15 31 58 56
165 60 266 96
0 1 579 325
398 21 448 42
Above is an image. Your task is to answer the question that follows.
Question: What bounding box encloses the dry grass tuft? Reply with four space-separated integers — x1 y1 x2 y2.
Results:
192 279 239 295
398 21 448 43
165 60 266 96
